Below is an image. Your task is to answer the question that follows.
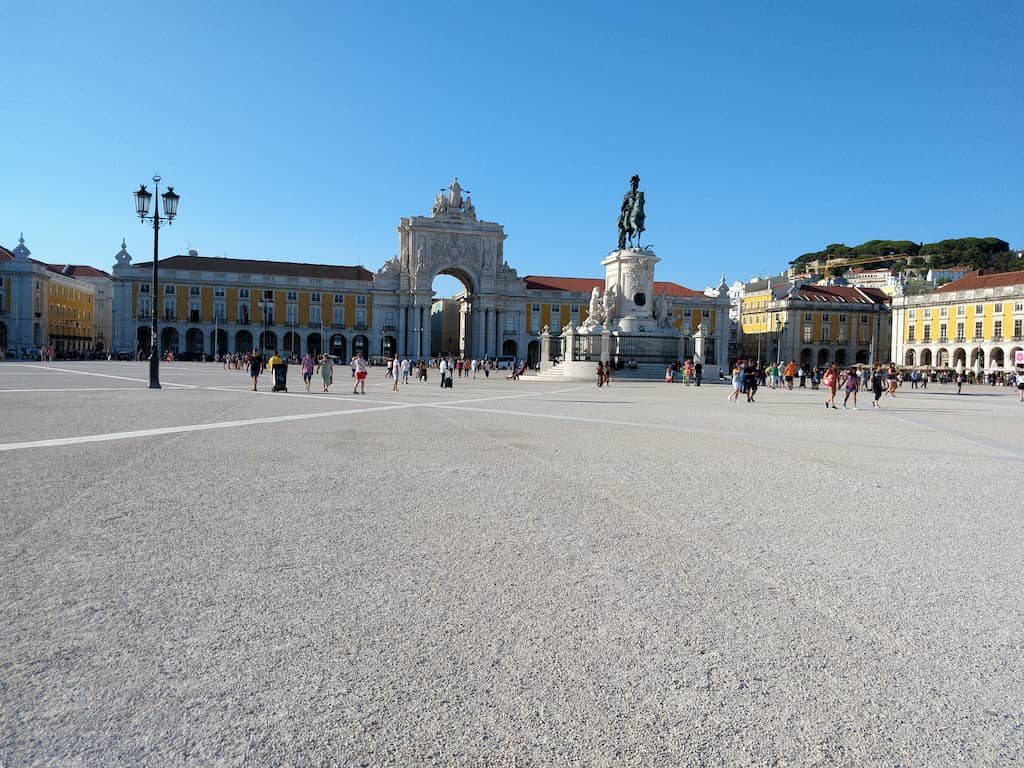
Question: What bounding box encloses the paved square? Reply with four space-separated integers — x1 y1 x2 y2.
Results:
1 361 1022 766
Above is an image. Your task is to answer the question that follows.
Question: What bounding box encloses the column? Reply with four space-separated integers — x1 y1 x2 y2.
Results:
397 300 407 356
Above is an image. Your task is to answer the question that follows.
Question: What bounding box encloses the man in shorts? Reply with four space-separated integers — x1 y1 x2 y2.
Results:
352 354 368 395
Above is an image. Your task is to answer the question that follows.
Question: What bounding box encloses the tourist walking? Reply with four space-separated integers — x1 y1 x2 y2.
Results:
871 364 886 407
391 355 401 392
956 371 965 394
1016 370 1024 401
744 360 758 402
694 361 703 387
439 357 449 388
597 361 605 387
729 362 742 402
822 365 838 409
249 349 262 391
784 360 796 390
318 353 334 392
301 352 315 392
352 354 368 394
842 367 859 409
401 356 411 384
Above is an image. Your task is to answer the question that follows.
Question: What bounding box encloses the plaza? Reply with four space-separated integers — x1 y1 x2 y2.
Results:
2 361 1022 766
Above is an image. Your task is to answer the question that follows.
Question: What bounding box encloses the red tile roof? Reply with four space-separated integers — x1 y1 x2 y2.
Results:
935 268 1024 293
133 254 373 282
524 275 704 298
794 284 889 304
46 264 111 279
0 245 13 261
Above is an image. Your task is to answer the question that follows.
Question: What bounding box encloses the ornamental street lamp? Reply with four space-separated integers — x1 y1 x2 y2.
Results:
133 174 180 388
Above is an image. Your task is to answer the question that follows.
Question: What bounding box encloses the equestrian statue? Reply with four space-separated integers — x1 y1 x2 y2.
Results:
616 174 646 250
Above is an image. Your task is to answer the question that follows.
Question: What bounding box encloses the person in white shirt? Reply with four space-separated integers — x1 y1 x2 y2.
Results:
471 358 478 378
439 357 449 388
351 354 368 395
391 356 401 391
401 356 411 384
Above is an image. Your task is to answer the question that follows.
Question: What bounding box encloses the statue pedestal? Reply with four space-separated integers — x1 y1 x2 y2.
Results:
601 248 659 333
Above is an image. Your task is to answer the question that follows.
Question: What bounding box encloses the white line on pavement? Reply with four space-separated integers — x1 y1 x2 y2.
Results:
0 388 139 393
8 364 197 388
0 385 591 452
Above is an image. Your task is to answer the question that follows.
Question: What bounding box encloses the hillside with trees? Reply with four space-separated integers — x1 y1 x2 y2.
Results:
790 237 1016 272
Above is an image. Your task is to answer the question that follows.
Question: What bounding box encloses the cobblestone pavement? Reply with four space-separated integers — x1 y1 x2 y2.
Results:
1 361 1022 766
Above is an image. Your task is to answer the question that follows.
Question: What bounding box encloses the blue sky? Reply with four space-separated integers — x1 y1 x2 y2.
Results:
1 1 1021 294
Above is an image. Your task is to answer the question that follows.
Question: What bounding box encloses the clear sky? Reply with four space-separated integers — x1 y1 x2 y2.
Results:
2 1 1021 294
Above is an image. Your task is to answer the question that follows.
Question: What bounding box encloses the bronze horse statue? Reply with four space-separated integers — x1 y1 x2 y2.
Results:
616 175 646 249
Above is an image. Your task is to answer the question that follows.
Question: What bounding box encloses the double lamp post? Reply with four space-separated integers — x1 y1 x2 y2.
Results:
133 174 180 389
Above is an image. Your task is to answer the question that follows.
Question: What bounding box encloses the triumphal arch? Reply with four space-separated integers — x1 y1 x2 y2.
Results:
372 179 527 359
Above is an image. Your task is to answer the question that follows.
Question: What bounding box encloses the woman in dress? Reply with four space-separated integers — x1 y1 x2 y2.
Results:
822 364 838 409
318 353 334 393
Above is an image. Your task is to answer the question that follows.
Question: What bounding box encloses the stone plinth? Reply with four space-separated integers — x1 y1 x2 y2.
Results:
601 248 659 333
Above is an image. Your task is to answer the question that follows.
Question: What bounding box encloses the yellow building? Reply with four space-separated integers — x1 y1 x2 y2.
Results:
892 269 1024 372
740 279 891 368
1 235 99 356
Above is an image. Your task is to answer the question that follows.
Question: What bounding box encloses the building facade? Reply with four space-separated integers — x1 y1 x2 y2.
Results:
110 179 729 366
891 269 1024 372
740 278 892 367
1 235 98 354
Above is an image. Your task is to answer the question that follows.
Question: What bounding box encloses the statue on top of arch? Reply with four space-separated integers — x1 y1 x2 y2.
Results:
432 177 477 220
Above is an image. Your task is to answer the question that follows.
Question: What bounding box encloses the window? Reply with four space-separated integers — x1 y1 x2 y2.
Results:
333 294 344 303
214 301 225 320
994 303 1003 313
190 301 201 322
214 286 225 298
821 313 830 322
838 326 847 342
994 320 1002 339
356 295 366 306
939 323 947 340
803 325 812 342
684 309 692 317
531 304 540 312
908 309 915 319
973 304 983 313
940 306 948 316
286 291 298 301
957 305 965 316
137 296 151 316
384 311 395 329
1015 319 1023 338
530 316 540 333
908 326 915 341
238 302 250 323
310 292 321 303
189 286 201 296
923 326 931 341
804 313 812 321
355 308 367 326
570 304 580 313
311 306 322 324
1015 303 1024 313
839 314 847 323
974 321 983 338
239 288 250 298
551 305 560 315
286 304 297 324
860 315 868 323
164 285 176 295
163 297 176 320
332 307 344 326
139 283 151 294
263 290 274 300
505 316 516 332
956 322 964 341
702 309 711 318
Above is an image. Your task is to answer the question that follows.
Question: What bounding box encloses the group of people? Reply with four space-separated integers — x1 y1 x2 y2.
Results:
664 359 704 386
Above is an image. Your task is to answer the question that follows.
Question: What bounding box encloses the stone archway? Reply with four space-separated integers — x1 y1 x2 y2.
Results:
161 327 179 354
352 334 368 359
306 332 322 356
211 329 227 356
329 334 346 359
236 330 253 353
0 321 6 349
388 179 523 360
904 349 916 366
991 347 1006 370
800 348 811 367
936 348 949 367
137 326 151 356
259 330 277 352
920 348 933 367
283 332 302 357
527 339 541 367
185 328 204 357
502 339 518 357
817 348 829 366
952 347 967 369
